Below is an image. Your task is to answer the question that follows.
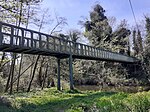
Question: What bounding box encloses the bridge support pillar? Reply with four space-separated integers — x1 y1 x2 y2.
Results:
69 55 74 90
57 58 61 91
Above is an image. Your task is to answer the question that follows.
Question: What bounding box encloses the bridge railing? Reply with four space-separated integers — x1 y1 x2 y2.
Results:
0 22 137 63
71 42 136 62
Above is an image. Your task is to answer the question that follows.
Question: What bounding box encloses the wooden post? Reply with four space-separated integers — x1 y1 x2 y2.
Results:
69 54 74 90
57 58 61 91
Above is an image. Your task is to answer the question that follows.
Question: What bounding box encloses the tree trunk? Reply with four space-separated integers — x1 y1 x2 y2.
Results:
5 58 13 92
8 0 23 94
37 58 45 87
27 55 40 92
16 3 31 92
7 62 34 90
42 63 48 90
38 63 43 87
16 53 23 92
9 53 16 94
0 52 5 71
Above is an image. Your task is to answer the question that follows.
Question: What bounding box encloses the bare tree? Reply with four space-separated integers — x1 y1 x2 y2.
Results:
108 16 117 30
27 9 67 92
49 12 67 34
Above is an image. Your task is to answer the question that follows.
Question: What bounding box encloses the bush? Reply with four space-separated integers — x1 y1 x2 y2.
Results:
0 96 12 107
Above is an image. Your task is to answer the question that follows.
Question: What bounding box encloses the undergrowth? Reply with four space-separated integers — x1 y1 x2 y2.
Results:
1 88 150 112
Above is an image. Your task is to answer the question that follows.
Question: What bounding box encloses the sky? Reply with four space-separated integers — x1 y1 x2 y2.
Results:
41 0 150 32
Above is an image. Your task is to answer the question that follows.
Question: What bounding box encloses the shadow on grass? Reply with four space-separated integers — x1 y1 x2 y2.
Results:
13 91 117 112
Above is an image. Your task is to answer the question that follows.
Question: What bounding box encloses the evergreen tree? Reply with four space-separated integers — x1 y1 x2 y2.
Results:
112 27 131 54
84 4 112 48
132 30 139 56
143 16 150 74
137 30 143 54
145 17 150 50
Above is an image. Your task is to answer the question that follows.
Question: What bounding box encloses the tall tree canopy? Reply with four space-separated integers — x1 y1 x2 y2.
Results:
84 4 112 48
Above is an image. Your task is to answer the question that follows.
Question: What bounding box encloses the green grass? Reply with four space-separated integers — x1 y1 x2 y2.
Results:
1 88 150 112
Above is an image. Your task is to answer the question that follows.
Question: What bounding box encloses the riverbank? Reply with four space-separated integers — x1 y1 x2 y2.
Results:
0 88 150 112
75 85 150 93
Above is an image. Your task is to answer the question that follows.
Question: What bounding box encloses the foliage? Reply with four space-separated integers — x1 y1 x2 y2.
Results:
74 4 140 86
112 27 131 54
84 4 112 48
144 16 150 57
137 30 143 54
132 30 139 56
143 16 150 76
1 88 150 112
0 0 41 24
0 0 150 103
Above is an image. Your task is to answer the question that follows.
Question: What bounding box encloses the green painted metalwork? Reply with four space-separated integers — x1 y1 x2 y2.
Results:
57 58 61 90
0 22 139 63
69 54 74 90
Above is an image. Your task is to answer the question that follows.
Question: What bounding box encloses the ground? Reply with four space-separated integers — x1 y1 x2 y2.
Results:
0 88 150 112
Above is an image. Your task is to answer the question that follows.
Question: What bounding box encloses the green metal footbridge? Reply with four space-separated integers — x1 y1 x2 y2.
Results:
0 22 139 90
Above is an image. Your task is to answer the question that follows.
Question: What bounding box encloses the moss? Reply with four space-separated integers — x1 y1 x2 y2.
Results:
1 88 150 112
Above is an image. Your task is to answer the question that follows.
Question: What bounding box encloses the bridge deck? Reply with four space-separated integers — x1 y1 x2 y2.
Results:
0 22 138 63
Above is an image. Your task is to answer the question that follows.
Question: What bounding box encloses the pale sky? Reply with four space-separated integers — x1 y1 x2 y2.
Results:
41 0 150 32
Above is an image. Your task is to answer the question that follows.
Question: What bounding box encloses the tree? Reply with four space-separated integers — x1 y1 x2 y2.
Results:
143 16 150 74
5 0 25 94
132 30 139 56
76 4 113 86
108 16 117 30
76 4 145 87
27 9 49 92
49 12 67 35
145 16 150 51
137 30 143 55
67 29 81 42
112 27 131 54
1 0 42 94
84 4 112 48
27 10 67 92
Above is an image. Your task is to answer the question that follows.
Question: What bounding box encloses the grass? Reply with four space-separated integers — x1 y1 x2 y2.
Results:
1 88 150 112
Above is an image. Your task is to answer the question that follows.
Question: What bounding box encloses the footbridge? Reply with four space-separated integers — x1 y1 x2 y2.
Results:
0 22 139 90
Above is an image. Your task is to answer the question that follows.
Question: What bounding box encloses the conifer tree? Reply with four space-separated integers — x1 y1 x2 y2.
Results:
137 30 143 54
145 17 150 49
132 30 139 56
84 4 112 48
144 16 150 66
